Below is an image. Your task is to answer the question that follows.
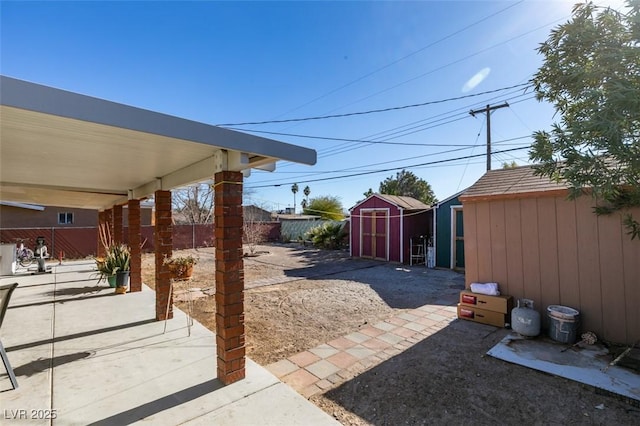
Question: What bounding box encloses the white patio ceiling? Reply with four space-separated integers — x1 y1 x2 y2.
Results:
0 76 316 210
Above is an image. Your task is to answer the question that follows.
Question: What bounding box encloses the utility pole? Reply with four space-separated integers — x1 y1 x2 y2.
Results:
469 102 509 171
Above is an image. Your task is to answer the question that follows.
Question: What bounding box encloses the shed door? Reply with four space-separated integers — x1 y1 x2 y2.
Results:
361 210 388 260
452 207 465 269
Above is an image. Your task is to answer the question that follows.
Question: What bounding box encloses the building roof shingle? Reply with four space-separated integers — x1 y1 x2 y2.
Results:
372 194 431 210
460 165 568 201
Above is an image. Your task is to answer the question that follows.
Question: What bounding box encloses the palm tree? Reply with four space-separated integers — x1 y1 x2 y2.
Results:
303 185 310 203
291 183 299 214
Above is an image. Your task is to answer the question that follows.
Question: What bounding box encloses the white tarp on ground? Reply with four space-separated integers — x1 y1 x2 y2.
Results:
487 333 640 405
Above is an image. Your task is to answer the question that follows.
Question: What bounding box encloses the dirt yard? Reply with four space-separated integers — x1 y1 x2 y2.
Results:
142 243 640 425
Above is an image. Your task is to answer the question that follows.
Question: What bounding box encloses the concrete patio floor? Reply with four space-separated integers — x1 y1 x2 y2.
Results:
0 261 338 425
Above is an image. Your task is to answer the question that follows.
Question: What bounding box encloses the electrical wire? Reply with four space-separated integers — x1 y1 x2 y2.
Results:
312 14 568 118
266 0 526 122
246 146 529 189
239 89 535 164
216 82 531 127
248 135 533 186
457 120 485 192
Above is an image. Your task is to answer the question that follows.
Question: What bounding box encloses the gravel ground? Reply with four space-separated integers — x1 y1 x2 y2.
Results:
141 243 640 425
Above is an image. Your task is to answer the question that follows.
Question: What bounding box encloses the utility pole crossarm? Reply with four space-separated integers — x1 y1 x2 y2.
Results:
469 102 509 171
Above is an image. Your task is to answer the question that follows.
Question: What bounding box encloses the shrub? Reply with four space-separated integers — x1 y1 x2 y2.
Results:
306 222 347 250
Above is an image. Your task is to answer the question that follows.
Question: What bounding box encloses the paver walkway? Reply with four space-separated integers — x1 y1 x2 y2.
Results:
266 298 459 398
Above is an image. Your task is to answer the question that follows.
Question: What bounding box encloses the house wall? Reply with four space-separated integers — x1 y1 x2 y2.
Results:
0 205 98 228
462 194 640 345
0 205 152 228
243 206 273 222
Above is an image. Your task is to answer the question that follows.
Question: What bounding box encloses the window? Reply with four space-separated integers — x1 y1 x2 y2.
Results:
58 212 74 225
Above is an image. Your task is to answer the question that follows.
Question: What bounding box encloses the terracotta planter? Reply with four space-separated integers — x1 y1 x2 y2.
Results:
168 264 193 280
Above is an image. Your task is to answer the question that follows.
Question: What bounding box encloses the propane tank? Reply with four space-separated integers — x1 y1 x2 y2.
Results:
511 299 541 337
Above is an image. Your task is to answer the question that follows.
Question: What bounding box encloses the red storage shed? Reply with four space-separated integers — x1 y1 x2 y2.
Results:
349 194 432 263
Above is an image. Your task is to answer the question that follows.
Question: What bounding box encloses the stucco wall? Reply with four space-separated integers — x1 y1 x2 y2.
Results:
0 205 152 228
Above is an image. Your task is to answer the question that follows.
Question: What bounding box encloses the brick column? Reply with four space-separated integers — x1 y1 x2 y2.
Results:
128 199 142 292
155 190 173 321
97 210 107 257
113 204 124 243
215 171 245 385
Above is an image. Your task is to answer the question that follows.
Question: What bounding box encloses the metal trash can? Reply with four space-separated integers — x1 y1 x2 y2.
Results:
547 305 580 344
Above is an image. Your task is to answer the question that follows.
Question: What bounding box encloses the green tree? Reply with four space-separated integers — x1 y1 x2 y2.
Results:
291 183 299 214
502 161 518 169
303 185 311 202
379 170 437 205
529 1 640 239
303 195 345 220
363 188 374 199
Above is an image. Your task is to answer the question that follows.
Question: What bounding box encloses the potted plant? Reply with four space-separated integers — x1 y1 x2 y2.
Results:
94 223 117 286
109 243 131 294
94 256 117 287
163 254 198 280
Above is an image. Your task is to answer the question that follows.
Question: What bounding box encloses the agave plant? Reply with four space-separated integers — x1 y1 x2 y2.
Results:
107 243 131 273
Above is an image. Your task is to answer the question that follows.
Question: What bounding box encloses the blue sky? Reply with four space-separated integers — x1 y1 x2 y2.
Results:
0 0 626 212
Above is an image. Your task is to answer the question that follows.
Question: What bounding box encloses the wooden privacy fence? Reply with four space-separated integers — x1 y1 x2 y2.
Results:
0 222 281 259
0 227 96 260
280 220 348 241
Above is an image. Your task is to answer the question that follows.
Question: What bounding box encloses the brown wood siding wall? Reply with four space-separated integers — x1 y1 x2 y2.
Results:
463 195 640 345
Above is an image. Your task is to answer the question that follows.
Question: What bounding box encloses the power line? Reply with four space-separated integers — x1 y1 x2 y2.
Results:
246 146 529 189
250 134 533 186
314 92 535 160
306 14 566 120
216 82 530 126
457 120 485 192
238 81 533 169
266 1 526 122
231 92 535 156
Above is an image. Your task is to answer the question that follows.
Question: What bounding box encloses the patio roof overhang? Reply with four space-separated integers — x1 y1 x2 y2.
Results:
0 75 316 210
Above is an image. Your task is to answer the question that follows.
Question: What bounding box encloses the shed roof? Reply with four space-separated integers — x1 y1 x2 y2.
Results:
460 165 568 201
0 76 316 210
351 193 431 211
434 189 466 208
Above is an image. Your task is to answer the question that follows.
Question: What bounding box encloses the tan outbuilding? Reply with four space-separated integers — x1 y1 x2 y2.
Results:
460 165 640 345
